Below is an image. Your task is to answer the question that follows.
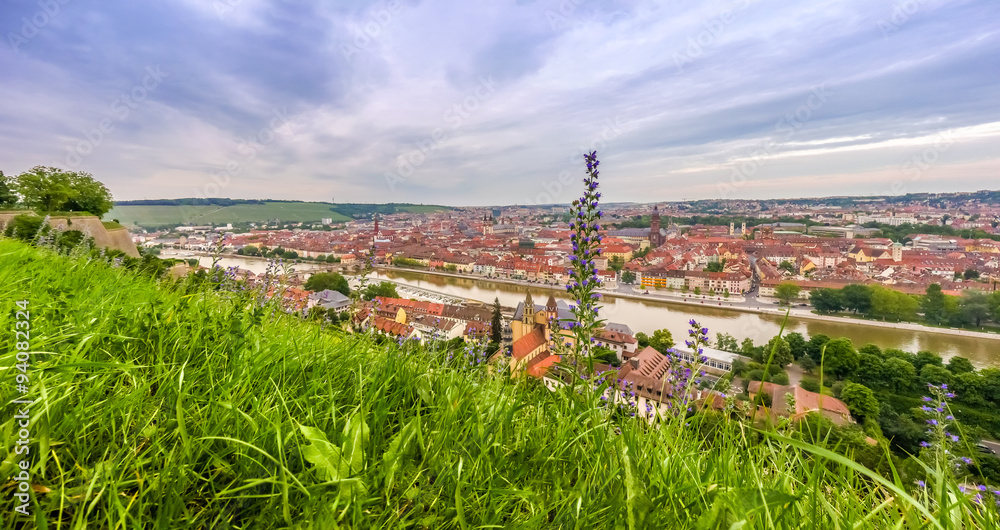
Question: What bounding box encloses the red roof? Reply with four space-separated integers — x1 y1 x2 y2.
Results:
512 327 547 360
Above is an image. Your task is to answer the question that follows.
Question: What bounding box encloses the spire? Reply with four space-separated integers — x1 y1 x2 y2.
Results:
523 292 535 327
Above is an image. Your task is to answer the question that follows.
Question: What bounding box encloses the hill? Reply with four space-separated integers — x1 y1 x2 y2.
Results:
106 199 450 228
1 239 995 528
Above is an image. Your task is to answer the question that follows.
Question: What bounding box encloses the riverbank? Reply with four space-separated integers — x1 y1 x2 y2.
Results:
374 265 1000 343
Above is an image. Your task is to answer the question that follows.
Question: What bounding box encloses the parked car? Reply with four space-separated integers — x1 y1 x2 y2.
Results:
977 444 996 455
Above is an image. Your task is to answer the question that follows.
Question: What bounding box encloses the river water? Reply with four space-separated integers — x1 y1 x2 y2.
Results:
167 251 1000 368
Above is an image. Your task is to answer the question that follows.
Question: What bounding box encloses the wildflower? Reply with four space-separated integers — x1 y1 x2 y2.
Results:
917 480 926 488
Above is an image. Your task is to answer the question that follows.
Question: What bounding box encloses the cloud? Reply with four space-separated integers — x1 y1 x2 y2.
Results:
0 0 997 207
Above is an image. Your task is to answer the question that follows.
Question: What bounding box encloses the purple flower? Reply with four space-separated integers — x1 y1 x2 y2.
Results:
916 480 926 488
920 441 932 448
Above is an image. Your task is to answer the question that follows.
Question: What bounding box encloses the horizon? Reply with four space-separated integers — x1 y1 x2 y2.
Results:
2 1 998 205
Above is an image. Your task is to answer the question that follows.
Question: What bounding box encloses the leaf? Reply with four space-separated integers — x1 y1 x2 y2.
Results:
299 424 343 482
342 411 370 475
382 416 419 494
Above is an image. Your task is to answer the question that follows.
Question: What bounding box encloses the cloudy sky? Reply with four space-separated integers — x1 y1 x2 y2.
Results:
1 0 998 206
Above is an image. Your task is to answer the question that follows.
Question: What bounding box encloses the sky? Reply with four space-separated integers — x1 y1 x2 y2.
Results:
1 0 998 207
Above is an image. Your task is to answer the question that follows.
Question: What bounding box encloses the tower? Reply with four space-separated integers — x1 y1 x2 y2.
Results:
546 295 558 321
649 205 661 247
522 292 535 329
729 222 735 236
741 222 747 235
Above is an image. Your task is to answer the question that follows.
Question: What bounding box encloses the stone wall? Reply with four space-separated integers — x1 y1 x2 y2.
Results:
0 211 140 257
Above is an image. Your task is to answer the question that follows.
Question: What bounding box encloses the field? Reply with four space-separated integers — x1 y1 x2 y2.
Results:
105 201 450 228
1 238 996 528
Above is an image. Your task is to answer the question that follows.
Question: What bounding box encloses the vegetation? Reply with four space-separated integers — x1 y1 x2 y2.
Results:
774 282 801 305
7 166 114 217
304 271 350 296
362 281 399 301
810 283 1000 329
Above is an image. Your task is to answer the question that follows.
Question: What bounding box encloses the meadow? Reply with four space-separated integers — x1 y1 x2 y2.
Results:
104 201 449 228
1 238 997 528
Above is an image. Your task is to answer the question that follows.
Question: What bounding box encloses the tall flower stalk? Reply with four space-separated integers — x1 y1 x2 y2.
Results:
563 151 606 374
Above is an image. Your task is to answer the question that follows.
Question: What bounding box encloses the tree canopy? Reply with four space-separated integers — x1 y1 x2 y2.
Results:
774 282 801 305
303 272 350 296
12 166 114 217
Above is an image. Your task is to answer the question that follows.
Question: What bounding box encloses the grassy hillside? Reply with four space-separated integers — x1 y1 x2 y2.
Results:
105 201 450 228
0 239 996 528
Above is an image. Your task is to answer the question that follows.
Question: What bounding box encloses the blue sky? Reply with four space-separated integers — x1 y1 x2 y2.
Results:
1 0 998 206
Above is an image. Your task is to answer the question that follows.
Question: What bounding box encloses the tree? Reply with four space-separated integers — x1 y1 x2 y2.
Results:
841 284 873 314
740 338 756 356
609 256 625 272
490 297 503 345
705 262 723 273
635 332 650 349
869 286 918 322
0 170 17 207
922 284 948 325
839 382 880 421
882 357 916 393
648 329 675 354
854 353 885 389
715 332 739 352
913 350 943 373
778 260 795 273
964 268 980 280
760 336 793 367
785 332 807 360
810 288 844 313
947 356 975 375
694 286 702 296
621 270 636 285
304 272 350 296
806 334 830 362
799 356 817 374
363 281 399 301
920 364 954 388
3 214 46 242
822 338 859 379
959 290 992 327
774 282 801 305
13 166 114 217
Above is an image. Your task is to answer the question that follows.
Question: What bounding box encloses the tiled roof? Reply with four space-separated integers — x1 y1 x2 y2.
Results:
512 327 547 360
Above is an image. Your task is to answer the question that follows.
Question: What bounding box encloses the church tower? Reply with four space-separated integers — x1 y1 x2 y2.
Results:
545 295 558 322
522 292 535 329
649 205 661 247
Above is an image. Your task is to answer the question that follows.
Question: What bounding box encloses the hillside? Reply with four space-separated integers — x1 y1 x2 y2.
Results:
106 200 450 228
1 239 996 528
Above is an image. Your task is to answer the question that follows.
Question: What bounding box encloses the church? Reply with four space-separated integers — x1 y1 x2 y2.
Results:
607 204 667 248
507 293 573 376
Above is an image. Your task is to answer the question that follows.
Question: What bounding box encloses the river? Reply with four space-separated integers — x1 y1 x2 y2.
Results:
165 251 1000 368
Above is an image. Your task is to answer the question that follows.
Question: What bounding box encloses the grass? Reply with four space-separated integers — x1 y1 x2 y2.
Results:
101 221 123 230
105 202 449 228
1 238 998 528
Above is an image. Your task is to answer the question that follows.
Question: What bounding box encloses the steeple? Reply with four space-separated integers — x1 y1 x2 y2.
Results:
649 205 662 246
546 295 558 317
522 292 535 328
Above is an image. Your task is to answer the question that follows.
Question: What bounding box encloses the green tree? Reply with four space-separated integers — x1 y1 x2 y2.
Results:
920 364 954 388
946 356 975 375
774 282 801 305
806 334 831 362
785 332 807 360
621 270 636 284
635 332 650 349
648 329 675 354
869 286 918 322
0 170 18 207
740 338 756 356
363 281 399 301
959 290 992 327
882 357 916 393
3 214 47 242
778 261 795 273
841 284 872 314
760 336 793 367
810 288 844 313
922 284 948 325
715 332 739 352
694 286 702 296
854 353 885 389
304 272 350 296
913 350 943 373
822 338 859 379
799 356 817 374
14 166 114 217
839 382 880 422
964 268 980 280
609 256 625 272
705 262 723 273
490 297 503 345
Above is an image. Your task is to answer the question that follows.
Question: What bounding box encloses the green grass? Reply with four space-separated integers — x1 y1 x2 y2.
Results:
101 221 123 230
105 202 449 228
105 202 353 227
1 238 997 528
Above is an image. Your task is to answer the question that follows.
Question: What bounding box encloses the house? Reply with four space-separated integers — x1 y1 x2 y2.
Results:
307 289 351 312
747 381 854 426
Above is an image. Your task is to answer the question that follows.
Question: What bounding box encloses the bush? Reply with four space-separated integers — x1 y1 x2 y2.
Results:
831 381 846 398
800 379 821 393
769 372 790 386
